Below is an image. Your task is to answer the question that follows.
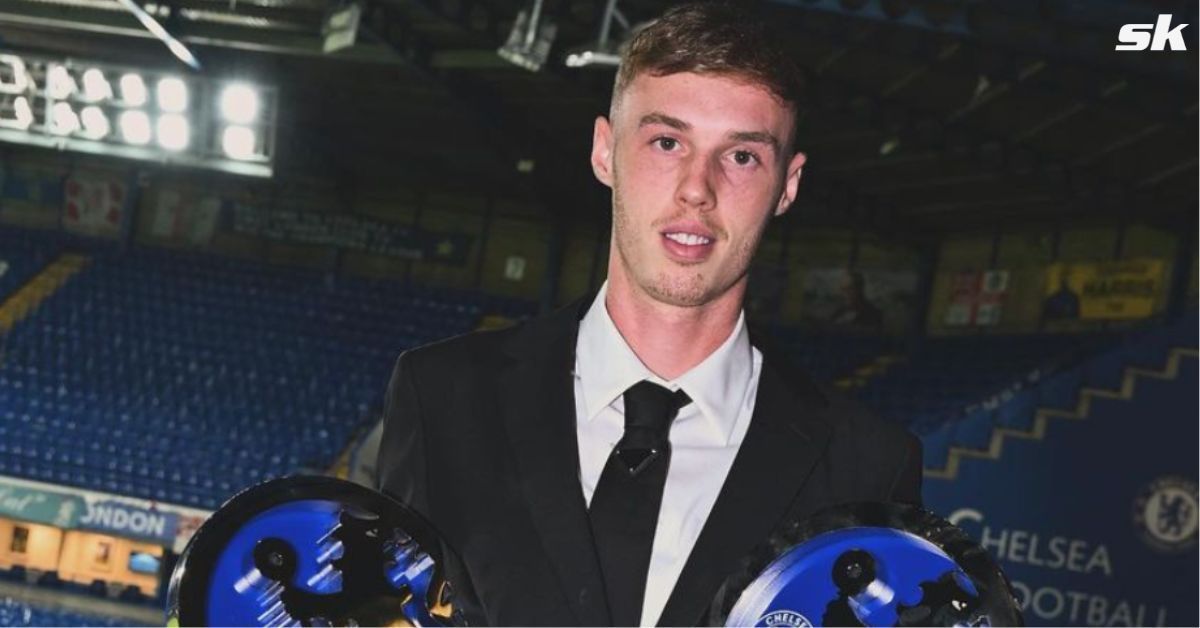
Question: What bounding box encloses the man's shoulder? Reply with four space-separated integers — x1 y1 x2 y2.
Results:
398 324 520 372
397 301 576 370
763 348 917 456
827 390 924 505
819 384 917 451
781 368 922 500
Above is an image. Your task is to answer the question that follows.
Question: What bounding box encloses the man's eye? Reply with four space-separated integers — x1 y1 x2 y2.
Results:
655 137 679 151
732 150 759 166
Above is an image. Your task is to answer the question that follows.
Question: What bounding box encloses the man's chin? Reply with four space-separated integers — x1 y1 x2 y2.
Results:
641 277 717 308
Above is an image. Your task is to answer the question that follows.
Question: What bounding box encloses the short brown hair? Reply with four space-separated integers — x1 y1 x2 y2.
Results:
613 1 804 112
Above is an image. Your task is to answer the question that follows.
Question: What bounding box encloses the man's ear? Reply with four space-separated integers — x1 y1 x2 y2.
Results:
591 116 615 188
774 151 807 216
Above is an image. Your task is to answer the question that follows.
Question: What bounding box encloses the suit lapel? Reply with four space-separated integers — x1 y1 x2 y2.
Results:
656 331 833 627
498 295 612 626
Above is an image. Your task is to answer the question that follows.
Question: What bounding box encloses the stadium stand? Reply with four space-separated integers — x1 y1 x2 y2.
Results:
0 228 534 509
0 596 151 627
774 327 1126 435
0 232 57 289
0 232 62 332
920 309 1198 473
862 332 1121 432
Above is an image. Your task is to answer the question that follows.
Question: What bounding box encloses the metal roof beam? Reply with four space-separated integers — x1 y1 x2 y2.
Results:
766 0 1197 83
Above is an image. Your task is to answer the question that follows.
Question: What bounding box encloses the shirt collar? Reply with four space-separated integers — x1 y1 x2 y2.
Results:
574 281 754 446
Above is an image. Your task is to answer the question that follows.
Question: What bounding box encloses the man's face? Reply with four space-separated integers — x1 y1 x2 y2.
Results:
591 72 806 307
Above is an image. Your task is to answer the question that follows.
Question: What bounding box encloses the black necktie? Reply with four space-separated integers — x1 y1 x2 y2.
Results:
588 381 692 626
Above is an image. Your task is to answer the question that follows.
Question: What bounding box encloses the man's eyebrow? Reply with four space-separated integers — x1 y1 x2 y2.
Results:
729 130 781 155
638 112 690 131
638 113 783 155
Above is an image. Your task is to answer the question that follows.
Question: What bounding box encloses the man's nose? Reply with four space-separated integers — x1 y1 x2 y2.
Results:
675 155 716 211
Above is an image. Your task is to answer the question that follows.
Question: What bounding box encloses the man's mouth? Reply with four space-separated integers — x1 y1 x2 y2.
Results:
663 232 713 246
660 230 716 262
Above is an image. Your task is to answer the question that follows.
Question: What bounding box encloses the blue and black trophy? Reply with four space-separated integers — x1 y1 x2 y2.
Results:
166 476 458 627
167 478 1020 627
708 502 1024 627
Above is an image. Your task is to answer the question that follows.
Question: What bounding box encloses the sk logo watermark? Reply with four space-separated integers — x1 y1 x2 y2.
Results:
1115 14 1188 51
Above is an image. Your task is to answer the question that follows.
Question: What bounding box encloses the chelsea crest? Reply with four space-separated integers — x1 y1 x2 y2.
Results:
1133 475 1199 554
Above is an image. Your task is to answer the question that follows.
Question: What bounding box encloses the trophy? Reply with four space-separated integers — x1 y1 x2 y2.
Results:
709 502 1023 627
166 476 457 627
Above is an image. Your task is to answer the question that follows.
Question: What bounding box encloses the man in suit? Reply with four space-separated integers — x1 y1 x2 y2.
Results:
376 2 923 626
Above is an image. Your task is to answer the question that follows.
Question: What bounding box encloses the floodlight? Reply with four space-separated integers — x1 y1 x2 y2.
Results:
219 84 259 124
564 47 621 68
119 110 152 145
82 69 112 102
156 113 189 150
47 64 76 100
157 77 188 112
221 125 256 159
0 56 30 94
80 106 110 139
49 102 80 135
9 96 34 130
120 73 148 106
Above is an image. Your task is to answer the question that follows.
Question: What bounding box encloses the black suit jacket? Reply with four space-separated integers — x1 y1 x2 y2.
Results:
376 294 922 626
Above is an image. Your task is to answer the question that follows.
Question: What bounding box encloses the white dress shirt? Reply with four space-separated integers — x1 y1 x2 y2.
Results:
573 281 763 627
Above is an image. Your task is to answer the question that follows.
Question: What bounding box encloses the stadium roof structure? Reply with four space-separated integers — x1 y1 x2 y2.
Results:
0 0 1195 234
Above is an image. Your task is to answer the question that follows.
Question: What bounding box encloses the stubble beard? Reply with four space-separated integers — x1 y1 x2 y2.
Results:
610 173 760 309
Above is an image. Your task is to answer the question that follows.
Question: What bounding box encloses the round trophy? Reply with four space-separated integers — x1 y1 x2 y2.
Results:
710 502 1023 627
167 476 458 627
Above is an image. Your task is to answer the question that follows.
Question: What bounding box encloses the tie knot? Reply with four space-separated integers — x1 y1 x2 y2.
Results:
623 380 692 433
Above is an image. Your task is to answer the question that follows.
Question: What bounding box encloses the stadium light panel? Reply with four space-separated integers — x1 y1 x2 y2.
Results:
0 54 275 177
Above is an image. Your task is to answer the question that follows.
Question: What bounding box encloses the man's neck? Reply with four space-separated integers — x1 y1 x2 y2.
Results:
604 271 744 381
